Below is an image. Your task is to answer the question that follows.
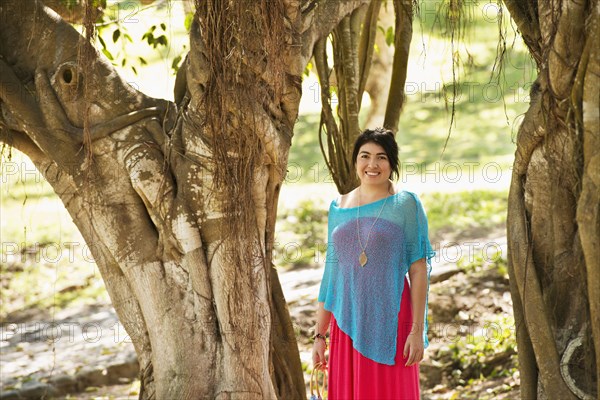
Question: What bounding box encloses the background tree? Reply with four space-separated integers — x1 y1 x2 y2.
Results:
0 0 369 398
314 0 413 194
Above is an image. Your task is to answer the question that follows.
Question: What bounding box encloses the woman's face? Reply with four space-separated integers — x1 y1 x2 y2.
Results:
355 141 392 185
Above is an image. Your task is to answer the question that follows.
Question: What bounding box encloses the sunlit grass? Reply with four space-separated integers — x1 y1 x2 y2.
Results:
422 190 508 240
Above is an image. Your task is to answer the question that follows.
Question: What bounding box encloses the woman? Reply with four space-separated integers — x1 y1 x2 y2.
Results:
312 128 434 399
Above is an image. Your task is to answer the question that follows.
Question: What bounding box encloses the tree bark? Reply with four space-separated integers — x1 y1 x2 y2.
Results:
362 3 394 129
0 0 367 398
504 0 599 398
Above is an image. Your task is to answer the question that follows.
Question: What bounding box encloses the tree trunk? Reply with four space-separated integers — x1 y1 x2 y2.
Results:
504 0 599 398
0 0 368 398
362 3 394 129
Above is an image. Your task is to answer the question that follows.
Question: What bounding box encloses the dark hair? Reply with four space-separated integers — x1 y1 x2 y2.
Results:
352 128 400 181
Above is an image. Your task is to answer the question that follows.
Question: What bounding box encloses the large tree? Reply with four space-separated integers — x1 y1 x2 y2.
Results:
504 1 599 399
0 0 369 398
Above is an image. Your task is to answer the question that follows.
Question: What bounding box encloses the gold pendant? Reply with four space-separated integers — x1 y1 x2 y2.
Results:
359 251 368 267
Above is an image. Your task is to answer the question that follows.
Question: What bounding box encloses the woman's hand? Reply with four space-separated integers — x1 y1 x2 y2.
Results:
403 331 424 367
312 338 328 370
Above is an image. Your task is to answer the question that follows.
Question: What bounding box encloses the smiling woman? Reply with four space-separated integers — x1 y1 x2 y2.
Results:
312 128 435 399
352 129 400 187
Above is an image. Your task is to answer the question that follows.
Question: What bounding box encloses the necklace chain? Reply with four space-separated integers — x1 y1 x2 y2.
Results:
356 184 391 267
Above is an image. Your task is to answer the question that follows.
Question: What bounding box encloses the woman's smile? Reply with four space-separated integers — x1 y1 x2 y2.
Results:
357 142 392 185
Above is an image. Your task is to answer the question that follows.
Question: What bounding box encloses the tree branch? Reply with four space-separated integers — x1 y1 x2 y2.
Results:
86 108 165 143
506 248 538 399
383 0 413 133
507 174 578 400
314 38 338 179
333 15 361 152
502 0 542 63
300 0 370 67
0 59 79 166
357 1 381 103
42 0 103 24
0 59 44 130
0 128 46 163
0 0 168 166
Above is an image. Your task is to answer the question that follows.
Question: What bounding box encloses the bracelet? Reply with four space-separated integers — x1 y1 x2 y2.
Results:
313 333 327 341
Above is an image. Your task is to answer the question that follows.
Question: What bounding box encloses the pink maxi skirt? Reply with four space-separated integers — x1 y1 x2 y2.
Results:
327 277 420 400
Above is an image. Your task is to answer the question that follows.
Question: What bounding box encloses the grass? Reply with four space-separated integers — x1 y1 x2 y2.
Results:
421 190 508 241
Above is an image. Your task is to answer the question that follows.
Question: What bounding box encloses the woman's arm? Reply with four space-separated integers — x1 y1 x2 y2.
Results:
312 302 332 369
404 257 428 366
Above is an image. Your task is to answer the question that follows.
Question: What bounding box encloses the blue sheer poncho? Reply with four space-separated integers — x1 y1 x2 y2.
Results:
318 190 435 365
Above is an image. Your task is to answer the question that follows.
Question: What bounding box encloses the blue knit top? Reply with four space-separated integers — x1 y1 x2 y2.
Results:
318 190 435 365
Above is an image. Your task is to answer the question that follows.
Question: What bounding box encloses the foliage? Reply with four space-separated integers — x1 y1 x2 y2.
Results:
293 2 531 181
93 0 188 75
441 313 518 385
276 199 328 269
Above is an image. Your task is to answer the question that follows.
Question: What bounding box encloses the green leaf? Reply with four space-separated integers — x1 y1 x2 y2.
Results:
142 32 154 45
121 58 126 67
98 34 107 49
131 65 138 75
102 48 114 61
171 55 182 71
184 13 194 32
160 23 166 31
124 33 133 43
112 29 120 43
138 57 147 65
303 61 313 77
385 26 394 47
156 35 168 47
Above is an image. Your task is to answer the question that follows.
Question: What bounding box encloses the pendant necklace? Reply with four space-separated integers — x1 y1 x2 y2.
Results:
356 184 391 267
